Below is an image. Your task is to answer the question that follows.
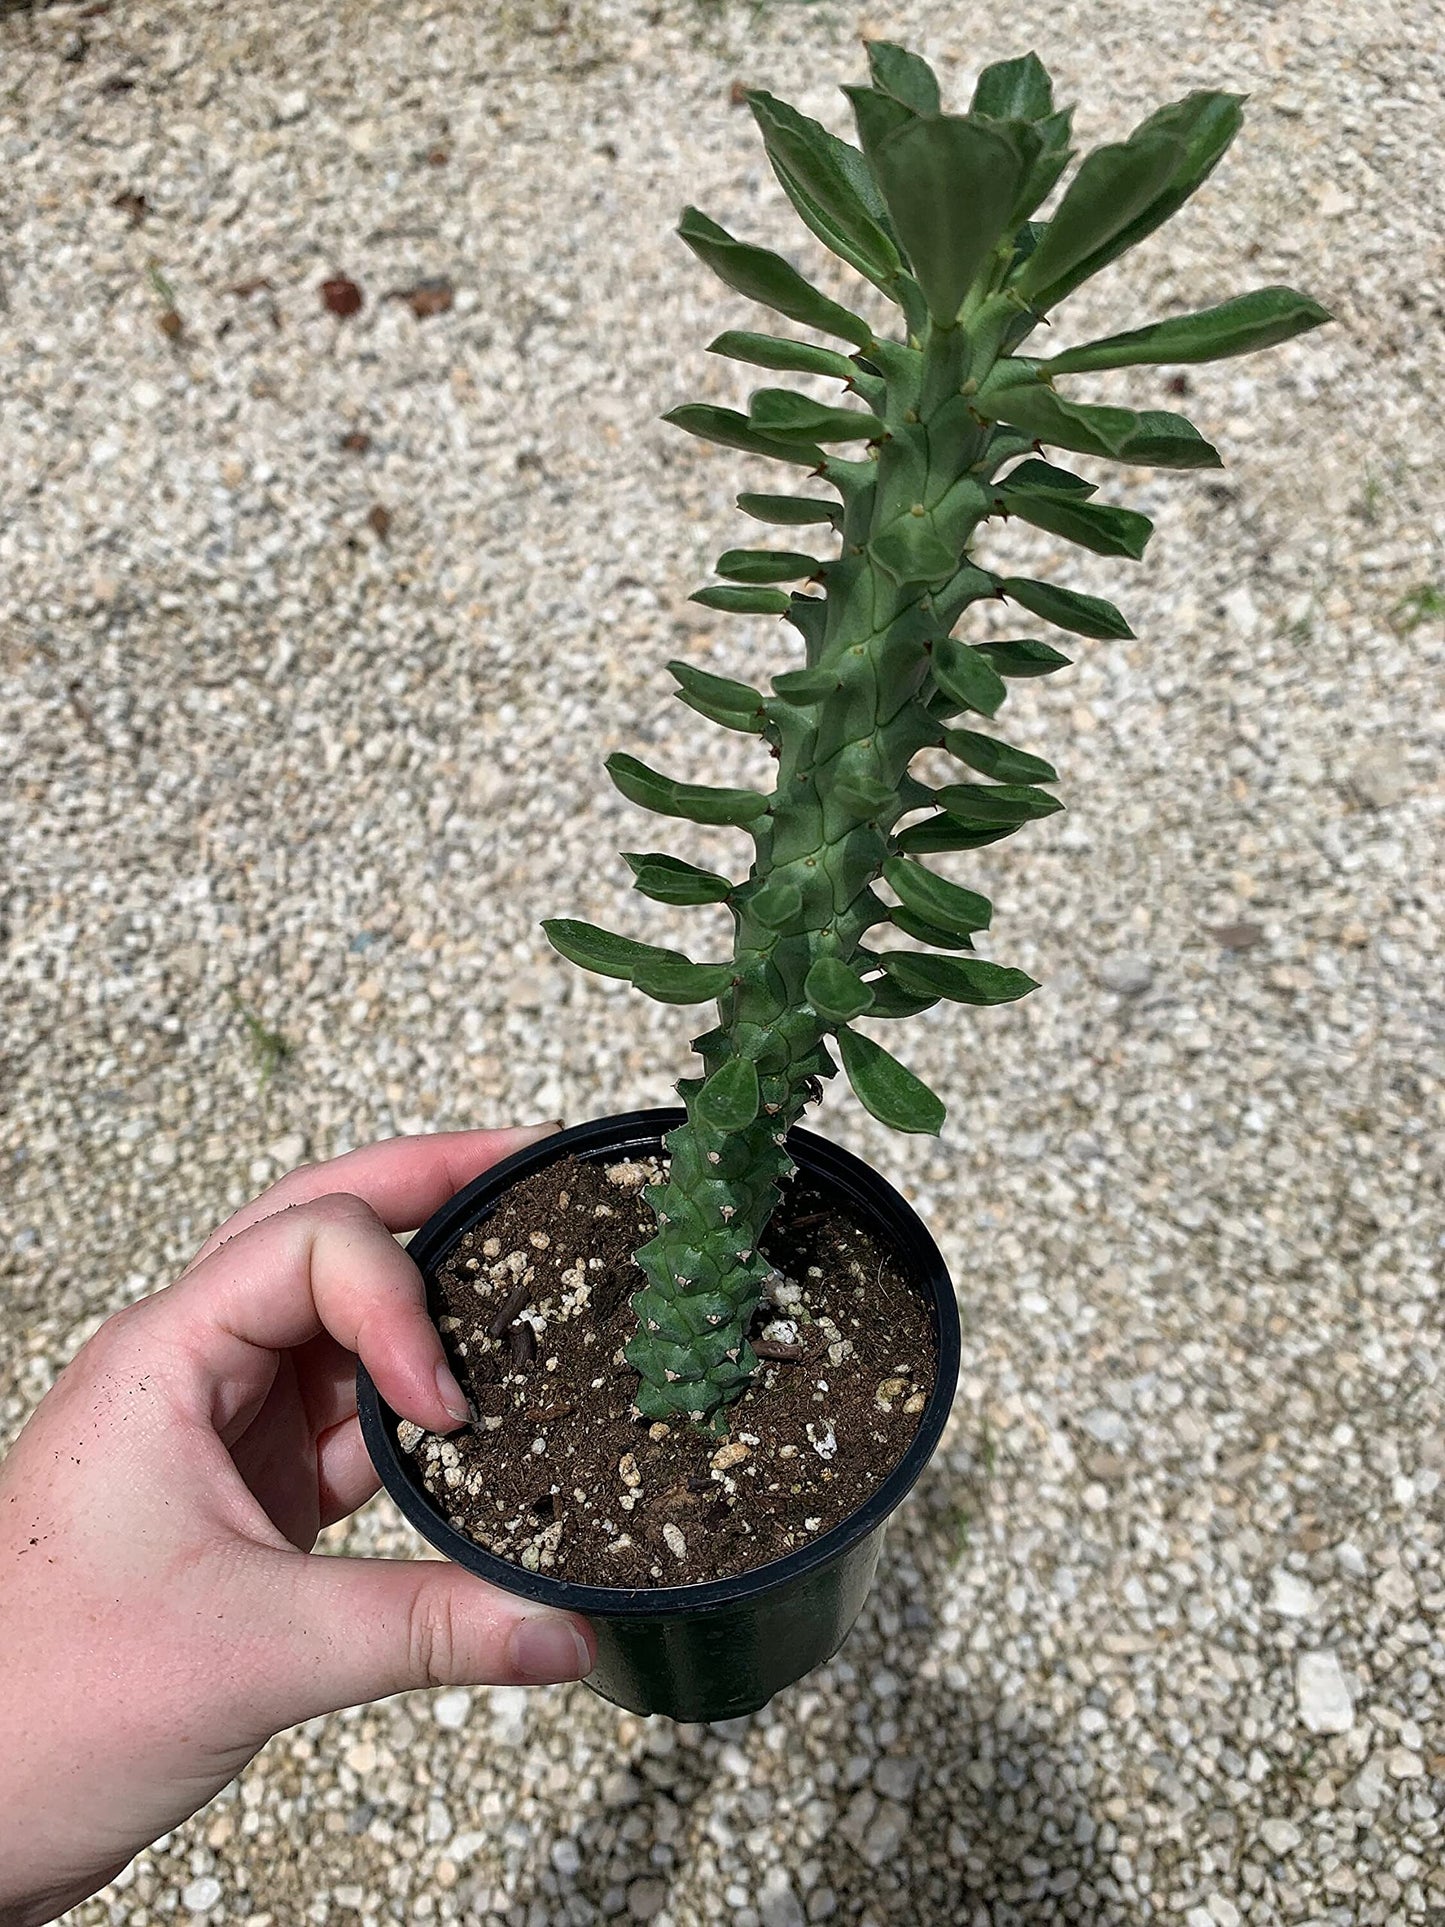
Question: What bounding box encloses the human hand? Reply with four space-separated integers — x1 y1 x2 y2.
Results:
0 1126 595 1927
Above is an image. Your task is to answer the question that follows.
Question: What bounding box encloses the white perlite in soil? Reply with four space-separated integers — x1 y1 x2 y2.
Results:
2 2 1441 1923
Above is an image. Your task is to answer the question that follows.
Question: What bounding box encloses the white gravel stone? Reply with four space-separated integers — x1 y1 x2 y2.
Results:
431 1689 471 1730
1296 1651 1355 1733
1268 1568 1319 1617
1259 1818 1303 1856
181 1877 222 1913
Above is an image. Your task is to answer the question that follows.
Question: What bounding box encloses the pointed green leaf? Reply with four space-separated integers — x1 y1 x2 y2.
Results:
749 389 880 443
837 1025 945 1134
971 51 1054 121
883 855 993 935
805 956 876 1023
889 907 976 951
1043 286 1333 374
934 782 1064 826
542 918 680 982
844 85 917 161
738 491 841 527
942 728 1059 784
975 637 1073 677
865 41 941 114
678 206 874 348
607 752 769 827
623 852 734 906
881 952 1039 1005
667 659 766 734
747 91 904 290
690 584 793 616
862 114 1035 323
998 482 1153 559
632 954 735 1004
1014 130 1185 305
1020 92 1245 311
750 881 802 928
709 330 859 381
717 548 820 584
1001 576 1133 639
895 814 1016 854
664 402 824 470
863 975 942 1019
973 377 1223 469
931 633 1008 717
1003 456 1096 497
771 665 841 705
667 661 765 713
695 1055 760 1132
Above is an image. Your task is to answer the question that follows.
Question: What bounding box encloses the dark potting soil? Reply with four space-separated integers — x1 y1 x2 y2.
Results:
398 1152 937 1587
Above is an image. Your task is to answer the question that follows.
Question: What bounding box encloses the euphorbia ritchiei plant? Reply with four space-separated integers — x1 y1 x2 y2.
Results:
546 44 1328 1428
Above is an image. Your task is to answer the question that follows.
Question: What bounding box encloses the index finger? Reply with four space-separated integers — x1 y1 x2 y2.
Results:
184 1123 563 1274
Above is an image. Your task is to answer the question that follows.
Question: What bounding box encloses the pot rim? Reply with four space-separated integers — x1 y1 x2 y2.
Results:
358 1107 960 1618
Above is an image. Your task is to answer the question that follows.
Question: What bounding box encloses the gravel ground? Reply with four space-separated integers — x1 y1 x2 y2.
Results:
3 0 1443 1922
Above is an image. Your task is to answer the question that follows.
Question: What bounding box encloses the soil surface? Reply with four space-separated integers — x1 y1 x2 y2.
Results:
399 1153 937 1587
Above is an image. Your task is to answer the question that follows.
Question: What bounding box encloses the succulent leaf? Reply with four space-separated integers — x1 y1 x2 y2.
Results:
749 388 881 443
931 634 1008 716
738 491 841 527
997 480 1153 560
970 51 1054 121
678 205 874 347
837 1026 946 1134
541 918 682 981
667 659 768 734
664 402 824 469
747 91 904 289
695 1056 761 1131
881 952 1039 1005
941 728 1059 784
716 549 821 584
690 584 794 615
860 113 1036 324
973 378 1223 469
933 781 1064 825
1013 130 1186 306
805 956 876 1022
882 855 993 934
709 330 859 381
864 40 942 114
607 751 769 826
624 852 734 906
1043 286 1333 373
1019 91 1245 312
1000 576 1133 639
974 637 1074 677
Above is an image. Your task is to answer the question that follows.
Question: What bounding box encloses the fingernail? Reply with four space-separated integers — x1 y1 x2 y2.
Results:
510 1614 593 1684
435 1360 471 1425
514 1119 565 1146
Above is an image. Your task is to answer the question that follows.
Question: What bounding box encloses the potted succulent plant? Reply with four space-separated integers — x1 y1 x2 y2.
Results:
360 40 1327 1721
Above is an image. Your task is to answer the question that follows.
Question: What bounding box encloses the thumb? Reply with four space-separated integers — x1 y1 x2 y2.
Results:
249 1551 595 1729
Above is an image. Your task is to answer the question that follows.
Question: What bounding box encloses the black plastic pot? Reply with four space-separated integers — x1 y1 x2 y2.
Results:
358 1108 960 1722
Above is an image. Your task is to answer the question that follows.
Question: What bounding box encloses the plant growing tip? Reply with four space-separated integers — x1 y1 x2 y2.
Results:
547 43 1329 1425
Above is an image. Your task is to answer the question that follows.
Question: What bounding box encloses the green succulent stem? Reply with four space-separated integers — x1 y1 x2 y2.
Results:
627 316 1003 1423
545 43 1329 1427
